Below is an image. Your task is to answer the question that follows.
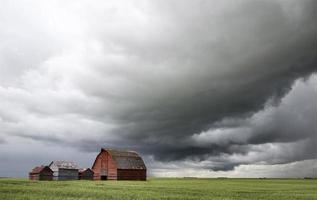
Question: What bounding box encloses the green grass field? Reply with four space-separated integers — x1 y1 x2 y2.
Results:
0 178 317 200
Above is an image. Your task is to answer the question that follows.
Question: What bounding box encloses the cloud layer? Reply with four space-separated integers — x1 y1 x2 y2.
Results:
0 0 317 177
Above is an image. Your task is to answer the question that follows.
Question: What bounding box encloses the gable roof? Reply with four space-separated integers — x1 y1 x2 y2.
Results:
79 168 93 173
49 161 79 170
29 166 53 174
103 148 147 170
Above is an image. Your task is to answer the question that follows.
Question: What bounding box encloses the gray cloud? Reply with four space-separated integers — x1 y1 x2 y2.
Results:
0 139 5 145
188 76 317 170
0 0 317 177
78 0 317 163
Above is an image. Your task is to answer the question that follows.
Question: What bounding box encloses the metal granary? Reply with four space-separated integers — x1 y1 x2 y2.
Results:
92 148 147 180
49 161 79 181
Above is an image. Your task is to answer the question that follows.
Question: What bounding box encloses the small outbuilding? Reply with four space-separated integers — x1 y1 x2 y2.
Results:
49 161 79 181
92 148 147 181
29 166 53 181
79 168 94 180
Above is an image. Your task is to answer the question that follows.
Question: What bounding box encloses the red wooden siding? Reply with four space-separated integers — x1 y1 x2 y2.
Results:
92 148 147 181
29 166 53 181
79 168 94 180
117 169 146 180
92 150 117 180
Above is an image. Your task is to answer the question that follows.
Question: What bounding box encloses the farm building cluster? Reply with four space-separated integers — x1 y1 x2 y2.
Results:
29 148 147 181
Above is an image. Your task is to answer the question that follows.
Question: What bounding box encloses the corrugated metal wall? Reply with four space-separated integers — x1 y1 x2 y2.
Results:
52 169 79 181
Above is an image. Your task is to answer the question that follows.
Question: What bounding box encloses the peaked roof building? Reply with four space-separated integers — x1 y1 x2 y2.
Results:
92 148 147 180
49 161 79 181
29 165 53 181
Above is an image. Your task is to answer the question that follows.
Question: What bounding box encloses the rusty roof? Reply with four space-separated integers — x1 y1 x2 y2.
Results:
103 148 147 170
49 161 79 170
29 166 52 174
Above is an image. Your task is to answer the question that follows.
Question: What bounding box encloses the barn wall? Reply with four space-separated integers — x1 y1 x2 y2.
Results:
117 169 146 181
107 153 117 180
79 170 94 180
92 152 103 180
39 168 53 181
52 170 59 180
92 150 117 180
50 165 59 181
57 169 79 180
29 169 53 181
29 174 39 181
39 174 53 181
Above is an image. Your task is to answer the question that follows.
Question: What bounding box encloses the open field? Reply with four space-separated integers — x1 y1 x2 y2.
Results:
1 178 317 200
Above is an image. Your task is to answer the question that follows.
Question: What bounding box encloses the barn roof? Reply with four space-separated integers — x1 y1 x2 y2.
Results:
103 148 147 170
79 168 93 173
29 166 52 174
49 161 79 170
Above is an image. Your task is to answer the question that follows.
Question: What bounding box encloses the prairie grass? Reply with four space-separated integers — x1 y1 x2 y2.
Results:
0 178 317 200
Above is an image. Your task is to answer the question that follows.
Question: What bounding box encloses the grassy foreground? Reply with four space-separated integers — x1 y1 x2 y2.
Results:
0 178 317 200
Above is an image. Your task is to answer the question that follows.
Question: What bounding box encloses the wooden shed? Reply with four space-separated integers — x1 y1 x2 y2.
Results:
49 161 79 181
79 168 94 180
92 148 147 181
29 166 53 181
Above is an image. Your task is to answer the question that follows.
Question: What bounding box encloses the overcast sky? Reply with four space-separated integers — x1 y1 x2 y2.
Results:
1 0 317 178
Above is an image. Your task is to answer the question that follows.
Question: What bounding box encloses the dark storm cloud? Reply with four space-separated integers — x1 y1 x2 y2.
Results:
1 0 317 176
75 0 317 164
187 75 317 171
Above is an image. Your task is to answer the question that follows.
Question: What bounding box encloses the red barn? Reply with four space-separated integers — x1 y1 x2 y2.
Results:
29 166 53 181
79 168 94 180
92 148 147 181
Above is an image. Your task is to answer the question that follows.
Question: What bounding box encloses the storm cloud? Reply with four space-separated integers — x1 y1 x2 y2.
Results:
0 0 317 177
